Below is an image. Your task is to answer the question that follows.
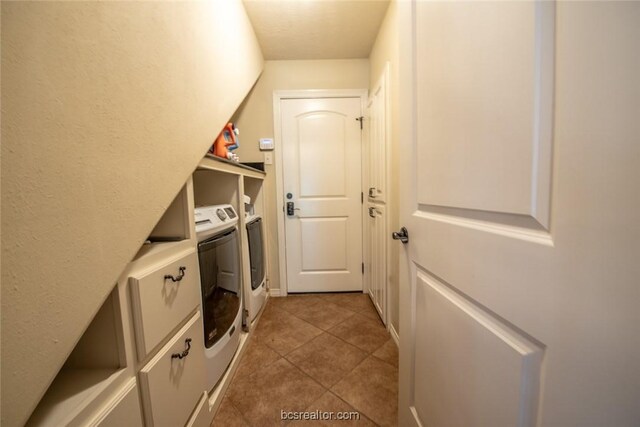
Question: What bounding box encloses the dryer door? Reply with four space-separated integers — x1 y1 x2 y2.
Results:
246 218 265 291
197 228 240 348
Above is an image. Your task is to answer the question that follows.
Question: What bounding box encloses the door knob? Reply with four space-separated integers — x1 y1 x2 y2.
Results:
392 227 409 244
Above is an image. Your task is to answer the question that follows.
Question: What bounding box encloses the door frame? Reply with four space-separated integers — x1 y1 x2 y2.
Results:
273 89 368 296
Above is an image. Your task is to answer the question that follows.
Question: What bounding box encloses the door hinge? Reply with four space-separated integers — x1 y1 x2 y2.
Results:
356 116 364 130
361 192 364 204
362 262 365 274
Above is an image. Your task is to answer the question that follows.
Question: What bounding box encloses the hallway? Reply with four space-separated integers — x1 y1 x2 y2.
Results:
212 293 399 426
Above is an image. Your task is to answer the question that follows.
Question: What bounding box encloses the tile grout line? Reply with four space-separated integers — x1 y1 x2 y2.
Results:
253 308 325 358
292 310 358 333
233 341 282 381
223 395 254 427
330 355 399 426
370 353 398 370
322 313 393 355
282 332 369 392
217 294 396 426
325 389 381 427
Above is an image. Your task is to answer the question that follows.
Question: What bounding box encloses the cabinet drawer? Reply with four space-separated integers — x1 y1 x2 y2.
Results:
186 392 213 427
139 311 207 427
130 248 200 359
90 379 143 427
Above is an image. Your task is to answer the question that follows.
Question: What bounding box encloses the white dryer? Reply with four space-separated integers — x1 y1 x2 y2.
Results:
194 204 242 391
245 213 267 321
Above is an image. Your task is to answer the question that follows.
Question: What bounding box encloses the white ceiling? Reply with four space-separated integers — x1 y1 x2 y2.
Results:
243 0 390 60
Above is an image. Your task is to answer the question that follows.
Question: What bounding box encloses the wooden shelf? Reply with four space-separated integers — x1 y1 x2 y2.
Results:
26 368 127 427
148 182 195 242
26 287 129 426
193 169 241 210
199 155 265 180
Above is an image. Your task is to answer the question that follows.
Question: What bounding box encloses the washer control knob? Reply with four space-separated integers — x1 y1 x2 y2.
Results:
216 208 227 221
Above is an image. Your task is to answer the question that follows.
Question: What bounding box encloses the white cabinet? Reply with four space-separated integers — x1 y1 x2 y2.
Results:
186 392 213 427
129 248 201 360
90 379 144 427
139 311 207 427
367 204 387 323
25 287 132 427
26 167 258 427
194 156 267 329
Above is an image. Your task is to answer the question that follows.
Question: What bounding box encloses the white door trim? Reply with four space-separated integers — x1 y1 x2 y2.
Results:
273 89 368 296
367 62 391 327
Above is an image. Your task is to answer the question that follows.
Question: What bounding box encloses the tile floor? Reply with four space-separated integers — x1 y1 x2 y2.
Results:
212 293 399 426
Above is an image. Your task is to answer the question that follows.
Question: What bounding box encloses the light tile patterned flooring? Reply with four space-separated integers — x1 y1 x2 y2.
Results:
212 293 399 426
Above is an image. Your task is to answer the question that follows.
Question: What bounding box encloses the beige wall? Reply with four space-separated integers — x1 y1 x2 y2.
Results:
1 2 263 425
234 60 370 292
369 1 401 334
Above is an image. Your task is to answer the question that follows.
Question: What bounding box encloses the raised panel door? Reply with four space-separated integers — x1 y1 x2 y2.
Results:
398 2 640 426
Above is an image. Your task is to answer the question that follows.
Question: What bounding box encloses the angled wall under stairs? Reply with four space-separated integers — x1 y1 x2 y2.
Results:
1 1 263 425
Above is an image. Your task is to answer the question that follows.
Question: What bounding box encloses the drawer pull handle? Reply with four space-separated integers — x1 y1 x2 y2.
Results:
171 338 192 359
164 266 186 282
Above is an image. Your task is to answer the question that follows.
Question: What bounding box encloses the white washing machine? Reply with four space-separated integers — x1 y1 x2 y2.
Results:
194 204 242 392
245 213 267 321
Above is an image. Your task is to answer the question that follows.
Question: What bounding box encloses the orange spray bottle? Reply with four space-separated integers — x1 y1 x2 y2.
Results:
212 123 237 159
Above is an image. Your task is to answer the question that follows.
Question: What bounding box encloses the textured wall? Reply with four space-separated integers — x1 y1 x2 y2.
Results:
369 1 400 335
233 59 369 293
0 2 263 425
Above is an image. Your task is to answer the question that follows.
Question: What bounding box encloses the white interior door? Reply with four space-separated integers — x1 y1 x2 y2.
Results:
281 96 363 293
366 65 390 323
368 64 388 203
398 2 640 427
368 203 386 323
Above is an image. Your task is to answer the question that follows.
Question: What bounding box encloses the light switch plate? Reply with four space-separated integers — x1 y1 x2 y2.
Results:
264 152 273 165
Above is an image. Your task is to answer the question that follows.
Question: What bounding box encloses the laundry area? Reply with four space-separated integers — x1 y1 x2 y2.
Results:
8 99 397 426
2 1 639 427
3 0 399 424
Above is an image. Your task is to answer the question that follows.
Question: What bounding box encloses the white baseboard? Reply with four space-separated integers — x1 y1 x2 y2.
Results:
389 323 399 347
269 288 282 297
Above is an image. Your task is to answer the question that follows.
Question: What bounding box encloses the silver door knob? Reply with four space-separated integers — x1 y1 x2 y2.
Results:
392 227 409 244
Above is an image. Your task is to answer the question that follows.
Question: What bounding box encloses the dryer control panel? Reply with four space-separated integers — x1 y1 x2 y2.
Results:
194 204 238 242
